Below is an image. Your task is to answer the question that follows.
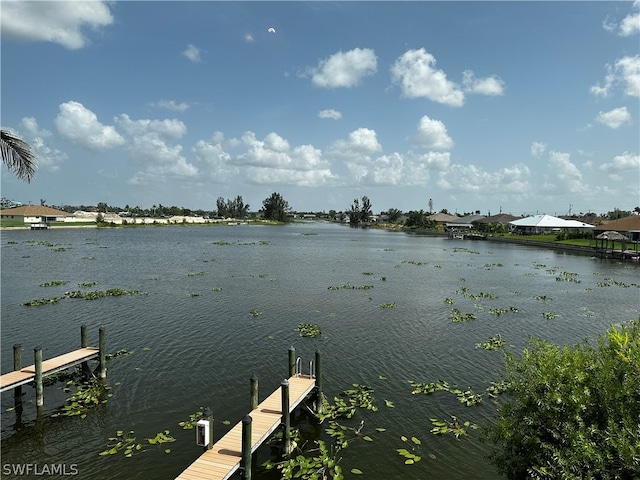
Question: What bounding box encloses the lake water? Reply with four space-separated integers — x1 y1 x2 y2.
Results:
1 222 639 479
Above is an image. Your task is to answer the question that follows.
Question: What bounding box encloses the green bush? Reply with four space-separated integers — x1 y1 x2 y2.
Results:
487 319 640 479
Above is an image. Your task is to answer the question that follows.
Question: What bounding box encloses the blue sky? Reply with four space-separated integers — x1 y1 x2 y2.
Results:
1 1 639 216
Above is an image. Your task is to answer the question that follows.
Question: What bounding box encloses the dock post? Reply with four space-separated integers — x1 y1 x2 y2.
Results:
315 350 323 414
13 344 22 404
203 407 214 451
34 346 44 408
81 324 88 348
98 326 106 379
281 379 291 454
241 415 252 480
288 346 296 378
250 375 259 410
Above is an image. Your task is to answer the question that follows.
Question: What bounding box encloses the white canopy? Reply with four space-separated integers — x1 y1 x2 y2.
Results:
509 214 595 228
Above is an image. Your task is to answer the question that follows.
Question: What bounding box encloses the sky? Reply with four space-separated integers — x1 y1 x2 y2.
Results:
1 1 639 217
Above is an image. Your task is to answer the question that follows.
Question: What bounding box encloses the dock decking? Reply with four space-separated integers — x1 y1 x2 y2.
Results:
175 375 317 480
0 347 100 393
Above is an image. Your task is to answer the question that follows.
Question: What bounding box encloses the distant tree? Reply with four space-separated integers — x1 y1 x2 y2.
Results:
230 195 249 218
216 197 227 217
360 195 372 221
439 208 449 214
386 208 402 223
607 208 632 219
634 206 640 215
262 192 291 222
97 202 108 213
328 209 337 221
1 129 37 182
348 198 361 225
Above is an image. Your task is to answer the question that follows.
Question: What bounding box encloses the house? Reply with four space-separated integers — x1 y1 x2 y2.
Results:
593 215 640 242
427 212 460 228
509 214 595 235
0 205 70 226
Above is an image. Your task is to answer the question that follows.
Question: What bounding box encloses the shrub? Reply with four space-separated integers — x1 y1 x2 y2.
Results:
486 319 640 479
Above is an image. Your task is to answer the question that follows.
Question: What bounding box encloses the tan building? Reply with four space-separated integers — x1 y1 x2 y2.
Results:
0 205 70 227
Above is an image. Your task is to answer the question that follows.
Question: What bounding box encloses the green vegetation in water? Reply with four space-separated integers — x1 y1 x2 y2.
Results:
187 292 200 297
78 281 98 287
556 271 581 283
52 378 111 419
105 349 133 360
23 288 148 306
187 271 205 276
534 295 552 300
249 309 261 317
489 306 519 316
380 303 396 308
296 323 322 337
541 312 559 320
22 297 62 306
40 280 68 287
430 416 478 439
327 283 374 290
211 287 223 292
99 430 175 457
402 260 427 266
449 308 476 322
476 335 505 350
453 247 479 254
597 277 640 288
212 241 234 245
397 435 423 464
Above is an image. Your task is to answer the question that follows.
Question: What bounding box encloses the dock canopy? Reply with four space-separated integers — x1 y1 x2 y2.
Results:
595 231 630 241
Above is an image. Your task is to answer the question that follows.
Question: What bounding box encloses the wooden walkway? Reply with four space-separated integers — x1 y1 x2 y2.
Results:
0 347 99 393
175 375 317 480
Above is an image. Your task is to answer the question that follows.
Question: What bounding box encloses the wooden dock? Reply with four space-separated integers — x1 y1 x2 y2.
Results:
175 375 316 480
175 347 322 480
0 347 99 393
1 325 106 409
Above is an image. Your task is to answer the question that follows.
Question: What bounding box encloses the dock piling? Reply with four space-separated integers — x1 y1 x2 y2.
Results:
13 344 22 404
203 407 214 451
281 379 291 454
98 326 106 379
241 415 252 480
250 375 258 410
80 324 87 348
34 346 43 408
288 346 296 378
314 350 323 414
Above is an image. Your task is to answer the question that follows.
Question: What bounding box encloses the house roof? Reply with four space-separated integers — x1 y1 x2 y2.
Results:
0 205 70 217
477 213 521 224
593 215 640 232
510 214 595 228
427 212 460 222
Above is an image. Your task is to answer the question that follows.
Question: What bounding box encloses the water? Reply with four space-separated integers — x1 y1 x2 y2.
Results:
1 223 638 479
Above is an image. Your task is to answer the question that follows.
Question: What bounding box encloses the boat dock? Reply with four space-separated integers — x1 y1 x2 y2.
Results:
175 348 322 480
0 325 106 408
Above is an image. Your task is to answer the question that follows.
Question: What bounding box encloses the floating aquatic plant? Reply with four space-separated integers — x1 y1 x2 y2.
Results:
380 303 396 308
187 271 205 277
78 281 98 287
541 312 559 319
449 308 476 322
22 297 61 306
476 335 505 350
53 378 111 419
40 280 68 287
296 323 322 337
397 435 422 464
429 416 478 439
249 309 261 317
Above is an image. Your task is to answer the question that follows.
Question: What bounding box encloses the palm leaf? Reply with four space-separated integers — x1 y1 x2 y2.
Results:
1 129 37 182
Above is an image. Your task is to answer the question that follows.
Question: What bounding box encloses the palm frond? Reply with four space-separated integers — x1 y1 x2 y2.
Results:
1 129 37 182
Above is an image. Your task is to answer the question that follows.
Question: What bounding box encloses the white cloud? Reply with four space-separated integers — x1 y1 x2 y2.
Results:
531 141 546 157
329 128 382 159
547 151 588 194
152 99 190 112
599 152 640 172
596 106 632 129
182 44 202 62
318 109 342 120
307 48 377 88
115 114 187 140
461 70 505 96
619 0 640 36
390 48 464 107
54 101 125 150
437 163 530 194
411 115 453 150
591 55 640 98
18 117 68 172
1 0 113 50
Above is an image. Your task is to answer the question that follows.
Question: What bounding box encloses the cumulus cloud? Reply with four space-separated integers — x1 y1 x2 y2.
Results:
54 101 125 150
182 44 203 62
591 55 640 98
531 141 546 157
115 114 187 140
390 48 464 107
596 106 632 129
329 128 382 158
599 151 640 172
18 117 68 172
1 0 114 50
152 99 190 112
411 115 453 150
318 109 342 120
461 70 505 96
437 163 530 194
547 151 588 194
306 48 377 88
